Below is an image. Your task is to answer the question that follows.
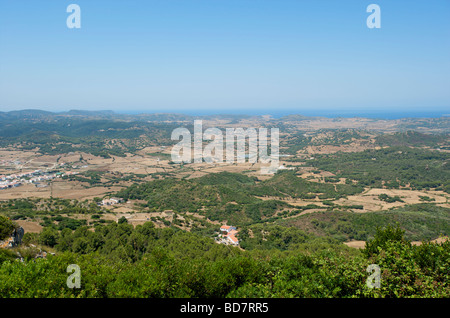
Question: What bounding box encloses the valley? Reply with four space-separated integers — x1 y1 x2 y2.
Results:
0 110 449 298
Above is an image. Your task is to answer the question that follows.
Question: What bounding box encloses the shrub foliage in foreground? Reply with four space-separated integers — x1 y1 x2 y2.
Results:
0 224 448 298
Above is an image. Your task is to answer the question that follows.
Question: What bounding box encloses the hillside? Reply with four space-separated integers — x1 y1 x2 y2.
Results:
0 111 449 299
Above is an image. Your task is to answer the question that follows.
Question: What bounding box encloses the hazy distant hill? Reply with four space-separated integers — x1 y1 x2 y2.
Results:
375 131 449 147
0 109 54 119
0 109 116 119
277 114 317 121
61 110 116 117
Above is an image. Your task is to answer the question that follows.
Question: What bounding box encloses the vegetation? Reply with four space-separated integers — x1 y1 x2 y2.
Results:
1 112 449 298
310 147 450 192
114 171 364 225
0 223 448 298
277 204 450 242
375 131 448 148
0 198 107 232
0 215 17 240
378 193 404 203
0 111 180 157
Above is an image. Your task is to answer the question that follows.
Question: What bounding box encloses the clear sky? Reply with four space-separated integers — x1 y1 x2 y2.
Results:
0 0 449 116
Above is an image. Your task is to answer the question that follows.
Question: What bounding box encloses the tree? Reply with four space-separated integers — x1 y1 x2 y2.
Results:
364 224 407 257
38 227 59 247
118 216 128 224
0 215 17 240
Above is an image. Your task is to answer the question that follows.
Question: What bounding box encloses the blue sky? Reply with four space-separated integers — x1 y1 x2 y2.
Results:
0 0 449 116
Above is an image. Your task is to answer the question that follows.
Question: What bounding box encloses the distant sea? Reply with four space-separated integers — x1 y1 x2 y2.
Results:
117 109 449 120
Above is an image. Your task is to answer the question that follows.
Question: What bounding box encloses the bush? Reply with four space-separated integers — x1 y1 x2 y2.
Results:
0 215 17 240
38 227 59 248
364 224 407 257
118 216 128 224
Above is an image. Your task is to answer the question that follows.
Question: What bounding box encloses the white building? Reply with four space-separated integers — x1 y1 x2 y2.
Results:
220 225 239 246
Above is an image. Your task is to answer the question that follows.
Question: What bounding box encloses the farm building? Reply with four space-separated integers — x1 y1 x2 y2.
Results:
219 225 239 246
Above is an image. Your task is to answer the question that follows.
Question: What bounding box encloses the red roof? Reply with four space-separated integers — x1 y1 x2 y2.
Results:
227 234 238 243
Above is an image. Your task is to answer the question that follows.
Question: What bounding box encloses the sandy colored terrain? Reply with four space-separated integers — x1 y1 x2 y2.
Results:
16 219 43 233
0 179 123 201
334 188 448 212
343 240 366 249
302 142 377 155
345 236 449 249
1 147 447 216
254 186 448 213
278 116 449 134
412 236 450 246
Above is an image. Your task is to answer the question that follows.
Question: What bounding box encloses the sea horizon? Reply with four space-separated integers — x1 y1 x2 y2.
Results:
1 107 449 120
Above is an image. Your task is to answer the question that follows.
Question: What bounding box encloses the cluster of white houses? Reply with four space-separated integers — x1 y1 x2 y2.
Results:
0 170 79 190
219 225 239 246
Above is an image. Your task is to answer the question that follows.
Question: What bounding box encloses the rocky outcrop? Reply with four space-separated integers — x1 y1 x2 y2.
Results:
0 226 25 248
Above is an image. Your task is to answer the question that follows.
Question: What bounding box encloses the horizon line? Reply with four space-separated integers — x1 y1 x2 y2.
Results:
1 108 449 120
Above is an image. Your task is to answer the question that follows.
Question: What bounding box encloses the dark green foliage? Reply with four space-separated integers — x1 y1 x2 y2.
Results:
278 204 450 242
419 195 435 202
116 173 293 225
361 229 450 297
375 131 448 148
46 221 239 264
0 215 16 240
311 146 450 192
0 198 103 227
247 170 364 200
378 193 404 203
239 224 313 251
115 171 363 225
0 249 17 265
195 172 257 186
117 216 128 224
53 216 87 231
2 227 448 298
364 224 407 257
0 114 179 157
280 132 311 155
38 227 59 248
